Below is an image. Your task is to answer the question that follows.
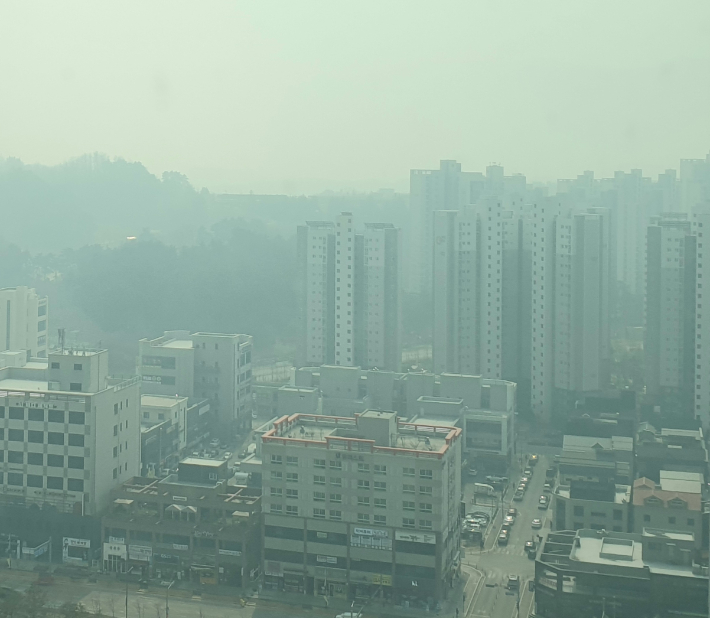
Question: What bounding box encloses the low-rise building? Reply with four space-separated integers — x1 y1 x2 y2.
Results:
552 480 631 532
535 529 708 617
558 435 634 485
260 410 462 602
101 458 261 587
636 424 708 481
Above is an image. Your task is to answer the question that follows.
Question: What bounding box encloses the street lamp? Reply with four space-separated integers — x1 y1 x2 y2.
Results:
165 580 174 618
125 566 134 618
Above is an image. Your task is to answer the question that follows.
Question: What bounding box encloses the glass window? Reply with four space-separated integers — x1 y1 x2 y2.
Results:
285 505 298 516
28 409 44 422
286 488 298 499
374 498 387 509
270 504 282 514
330 510 342 521
329 493 342 503
314 491 326 502
68 479 84 492
357 513 370 524
270 487 282 497
330 477 342 487
419 469 433 480
286 456 298 466
419 520 433 530
48 432 64 445
47 454 64 467
402 518 415 529
313 475 326 485
68 456 84 469
330 460 342 470
271 455 283 464
374 481 386 491
374 465 387 475
8 451 23 464
68 412 85 424
7 473 23 486
403 484 415 493
419 503 433 513
357 479 370 490
9 407 24 420
27 453 43 466
403 501 415 511
271 471 282 481
357 496 370 506
357 463 370 473
403 467 415 477
8 429 24 442
286 473 299 483
48 410 65 423
28 430 43 443
68 434 84 447
27 475 43 488
313 508 326 519
374 515 386 526
314 458 326 469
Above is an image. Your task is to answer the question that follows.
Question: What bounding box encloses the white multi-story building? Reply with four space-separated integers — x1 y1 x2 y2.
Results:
0 349 140 515
645 214 696 417
692 208 710 428
137 331 253 434
297 214 401 371
0 286 48 359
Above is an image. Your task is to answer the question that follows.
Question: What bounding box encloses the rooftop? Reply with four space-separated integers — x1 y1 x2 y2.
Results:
160 340 193 349
563 435 633 453
632 477 702 510
180 457 225 468
141 394 186 408
556 483 631 504
0 378 49 392
659 470 703 493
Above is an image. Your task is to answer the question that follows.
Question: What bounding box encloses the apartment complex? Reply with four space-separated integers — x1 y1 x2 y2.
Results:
297 213 401 371
260 411 462 602
137 331 253 434
0 286 48 359
102 458 261 586
0 348 140 516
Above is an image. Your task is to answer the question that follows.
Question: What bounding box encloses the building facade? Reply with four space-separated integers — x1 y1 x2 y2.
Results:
0 286 48 359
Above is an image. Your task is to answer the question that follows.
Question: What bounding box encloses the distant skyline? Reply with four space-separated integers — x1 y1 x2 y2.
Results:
1 1 709 194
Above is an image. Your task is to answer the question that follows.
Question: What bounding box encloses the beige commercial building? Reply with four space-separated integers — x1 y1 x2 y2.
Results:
0 286 48 359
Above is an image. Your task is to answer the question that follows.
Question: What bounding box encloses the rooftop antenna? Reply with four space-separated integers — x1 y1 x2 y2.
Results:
58 328 66 354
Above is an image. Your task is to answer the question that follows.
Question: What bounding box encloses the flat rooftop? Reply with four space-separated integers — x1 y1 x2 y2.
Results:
180 457 225 467
556 484 631 504
141 394 185 408
160 340 193 349
563 435 633 452
0 378 49 392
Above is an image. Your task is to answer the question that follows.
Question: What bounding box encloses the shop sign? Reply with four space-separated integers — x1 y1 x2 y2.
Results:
156 554 180 564
381 575 392 586
63 537 90 564
128 545 152 561
353 527 388 538
264 561 283 577
218 549 241 557
64 538 90 548
109 537 125 544
394 531 436 544
172 496 187 502
194 531 213 538
103 543 127 560
316 555 337 564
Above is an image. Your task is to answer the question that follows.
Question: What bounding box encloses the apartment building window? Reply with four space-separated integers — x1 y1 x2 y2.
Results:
314 458 326 469
69 383 82 392
419 486 433 496
357 463 370 473
7 451 23 464
27 475 43 488
374 465 387 475
403 467 415 477
68 479 84 492
271 504 283 514
330 510 342 521
28 430 43 444
330 493 342 503
403 501 415 511
271 455 283 465
286 456 298 466
419 469 433 480
419 520 433 530
27 453 43 466
286 472 299 483
374 481 386 491
113 425 118 436
270 488 282 497
68 434 84 447
402 518 415 529
28 409 43 421
112 468 118 479
314 475 326 485
314 508 326 519
9 407 24 420
357 479 370 490
314 491 326 502
419 503 433 513
113 446 118 458
374 515 386 526
48 432 64 445
47 477 63 489
8 429 24 442
374 498 387 509
403 484 415 493
7 473 23 486
330 477 342 487
48 410 64 423
590 512 606 518
286 489 299 499
68 412 85 425
357 513 370 524
271 471 283 481
285 505 299 516
330 460 342 470
357 497 370 507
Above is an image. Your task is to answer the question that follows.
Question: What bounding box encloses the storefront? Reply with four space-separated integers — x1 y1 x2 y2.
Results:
283 570 306 593
190 563 217 585
127 544 152 577
153 553 183 581
62 537 91 566
263 561 283 591
217 549 242 586
102 542 127 573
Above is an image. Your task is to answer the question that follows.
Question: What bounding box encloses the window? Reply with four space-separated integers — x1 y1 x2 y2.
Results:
357 479 370 490
47 454 64 467
643 514 651 523
313 508 326 519
314 458 326 469
403 467 415 477
112 468 118 479
73 364 82 371
68 434 84 447
374 481 386 491
330 477 342 487
357 513 370 524
68 412 85 424
27 453 43 466
314 475 326 485
271 504 283 514
51 362 60 369
403 501 415 511
357 463 370 473
419 469 433 480
27 475 43 488
330 510 342 521
286 472 299 483
419 503 433 513
419 486 433 496
374 515 386 526
8 451 23 464
314 491 326 502
48 432 64 445
271 471 283 481
374 498 387 509
285 488 299 499
69 383 82 392
286 456 298 466
28 409 44 422
403 518 415 529
285 505 299 516
329 493 342 503
374 464 387 475
47 477 63 490
330 460 342 470
9 407 24 420
357 496 370 507
270 487 282 497
8 429 24 441
419 520 433 530
271 455 283 465
573 506 584 517
403 484 415 493
28 430 43 443
7 473 23 486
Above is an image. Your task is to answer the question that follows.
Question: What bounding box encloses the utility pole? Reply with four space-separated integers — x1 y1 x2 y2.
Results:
125 566 133 618
165 581 174 618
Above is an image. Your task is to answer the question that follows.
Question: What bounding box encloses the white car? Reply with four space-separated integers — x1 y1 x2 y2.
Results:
223 452 232 460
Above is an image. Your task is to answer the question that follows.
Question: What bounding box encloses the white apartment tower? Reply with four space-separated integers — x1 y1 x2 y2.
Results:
645 214 696 418
0 286 49 359
693 208 710 428
297 214 401 372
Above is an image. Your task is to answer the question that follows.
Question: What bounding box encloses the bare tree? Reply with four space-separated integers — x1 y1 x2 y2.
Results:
91 598 102 616
154 604 163 618
107 596 116 618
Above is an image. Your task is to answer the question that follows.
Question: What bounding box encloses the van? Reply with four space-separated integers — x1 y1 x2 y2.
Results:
473 483 495 496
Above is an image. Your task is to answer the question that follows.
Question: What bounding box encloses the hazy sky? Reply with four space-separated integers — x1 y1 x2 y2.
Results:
1 1 709 194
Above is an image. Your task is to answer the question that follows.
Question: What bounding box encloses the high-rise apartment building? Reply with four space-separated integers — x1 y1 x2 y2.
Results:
645 214 696 418
681 153 710 214
0 286 49 359
260 410 461 601
297 214 401 371
692 208 710 428
137 331 253 434
0 349 140 515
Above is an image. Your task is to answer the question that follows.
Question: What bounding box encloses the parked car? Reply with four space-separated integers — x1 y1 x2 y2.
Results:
506 574 520 590
513 491 524 502
531 518 543 529
504 515 515 526
507 507 518 517
498 531 509 545
529 455 539 466
524 468 533 477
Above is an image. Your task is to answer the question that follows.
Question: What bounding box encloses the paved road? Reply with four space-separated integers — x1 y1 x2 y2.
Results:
463 454 554 618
